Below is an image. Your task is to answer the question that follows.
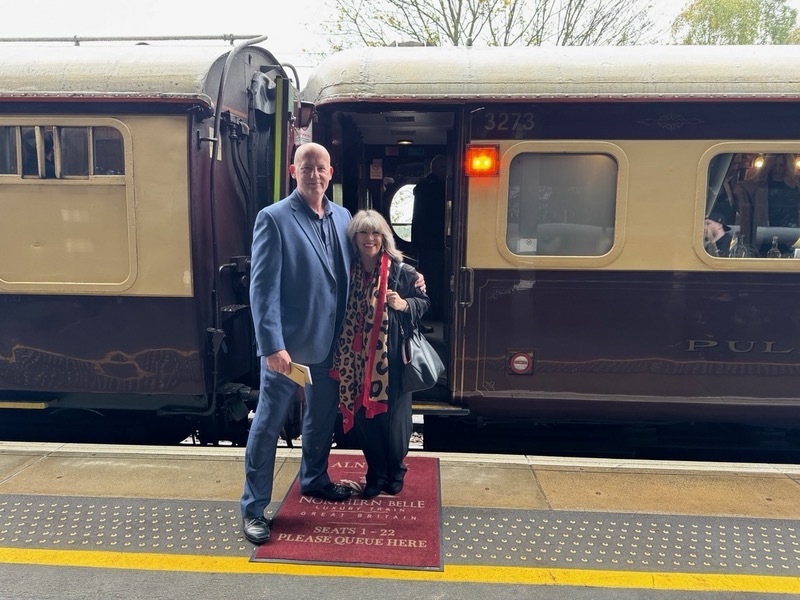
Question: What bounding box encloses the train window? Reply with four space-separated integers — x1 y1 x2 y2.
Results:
506 153 616 256
389 183 416 242
20 126 53 177
705 152 800 258
0 127 16 174
60 127 89 176
93 127 124 175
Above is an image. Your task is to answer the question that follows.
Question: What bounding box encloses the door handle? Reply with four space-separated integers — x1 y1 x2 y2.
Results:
459 266 474 308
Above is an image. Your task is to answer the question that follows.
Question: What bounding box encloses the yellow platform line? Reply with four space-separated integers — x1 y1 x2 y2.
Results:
1 547 799 594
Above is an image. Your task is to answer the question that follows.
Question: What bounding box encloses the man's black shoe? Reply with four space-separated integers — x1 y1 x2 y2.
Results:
382 480 403 495
242 516 271 544
362 482 382 499
302 482 353 501
421 324 435 334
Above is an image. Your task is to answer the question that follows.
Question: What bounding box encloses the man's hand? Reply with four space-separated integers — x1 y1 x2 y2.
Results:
414 271 427 294
265 349 292 374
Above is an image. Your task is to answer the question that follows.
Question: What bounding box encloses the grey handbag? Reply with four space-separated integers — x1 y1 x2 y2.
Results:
392 261 444 393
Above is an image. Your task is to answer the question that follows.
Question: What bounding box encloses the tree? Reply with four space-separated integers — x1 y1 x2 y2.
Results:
671 0 799 44
325 0 656 50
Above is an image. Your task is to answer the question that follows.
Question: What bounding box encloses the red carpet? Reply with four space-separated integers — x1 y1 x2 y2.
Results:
251 454 441 570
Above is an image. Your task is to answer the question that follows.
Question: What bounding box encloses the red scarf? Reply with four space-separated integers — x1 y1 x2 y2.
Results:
331 251 390 433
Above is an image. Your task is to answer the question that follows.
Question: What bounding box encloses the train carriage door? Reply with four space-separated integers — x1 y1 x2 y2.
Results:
447 110 470 406
451 110 500 411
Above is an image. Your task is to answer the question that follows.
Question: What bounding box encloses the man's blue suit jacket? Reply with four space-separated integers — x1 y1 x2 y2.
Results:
249 191 353 366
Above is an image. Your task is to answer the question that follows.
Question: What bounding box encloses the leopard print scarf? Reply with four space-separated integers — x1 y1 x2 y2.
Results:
332 250 390 433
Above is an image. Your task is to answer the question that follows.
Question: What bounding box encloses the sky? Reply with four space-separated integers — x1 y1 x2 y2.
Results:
2 0 800 80
2 0 336 74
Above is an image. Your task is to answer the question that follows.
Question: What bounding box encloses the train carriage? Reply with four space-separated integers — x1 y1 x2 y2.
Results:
0 38 301 443
301 45 800 445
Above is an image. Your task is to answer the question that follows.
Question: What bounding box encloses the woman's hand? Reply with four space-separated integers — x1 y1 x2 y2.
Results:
386 290 408 312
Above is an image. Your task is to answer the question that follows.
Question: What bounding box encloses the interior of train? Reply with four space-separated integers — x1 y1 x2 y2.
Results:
326 108 457 342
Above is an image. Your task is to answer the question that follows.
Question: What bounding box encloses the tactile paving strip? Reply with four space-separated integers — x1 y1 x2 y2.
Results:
0 495 253 555
1 494 798 575
443 507 800 574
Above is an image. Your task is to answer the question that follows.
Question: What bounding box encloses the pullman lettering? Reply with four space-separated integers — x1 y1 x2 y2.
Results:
686 340 794 354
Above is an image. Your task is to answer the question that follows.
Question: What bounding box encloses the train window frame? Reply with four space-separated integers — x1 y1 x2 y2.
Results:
696 143 800 270
493 141 628 268
0 124 126 181
0 117 137 292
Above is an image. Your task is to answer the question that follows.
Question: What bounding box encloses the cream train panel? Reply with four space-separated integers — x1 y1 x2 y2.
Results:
466 139 800 272
0 182 130 285
125 115 192 297
0 115 192 296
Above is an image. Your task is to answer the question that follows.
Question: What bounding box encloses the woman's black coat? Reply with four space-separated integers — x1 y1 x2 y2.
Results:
387 260 430 393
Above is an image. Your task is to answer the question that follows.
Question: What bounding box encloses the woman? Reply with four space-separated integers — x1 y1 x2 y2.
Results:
331 209 430 498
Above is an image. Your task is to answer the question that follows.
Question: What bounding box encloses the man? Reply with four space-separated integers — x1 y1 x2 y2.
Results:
411 155 447 322
241 143 354 545
703 211 733 257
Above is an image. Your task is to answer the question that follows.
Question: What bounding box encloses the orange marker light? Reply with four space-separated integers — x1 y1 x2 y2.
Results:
465 144 500 176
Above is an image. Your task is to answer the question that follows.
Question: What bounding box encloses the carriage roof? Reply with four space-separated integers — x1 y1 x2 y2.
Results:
302 45 800 104
0 43 279 105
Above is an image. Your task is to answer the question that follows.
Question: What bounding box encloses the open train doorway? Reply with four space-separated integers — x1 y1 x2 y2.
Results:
305 97 462 430
384 151 452 329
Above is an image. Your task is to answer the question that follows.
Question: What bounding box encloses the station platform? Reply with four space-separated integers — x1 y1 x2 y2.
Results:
0 441 799 599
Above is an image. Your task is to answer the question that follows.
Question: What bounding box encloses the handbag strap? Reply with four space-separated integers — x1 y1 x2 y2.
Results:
391 262 417 340
390 261 400 290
